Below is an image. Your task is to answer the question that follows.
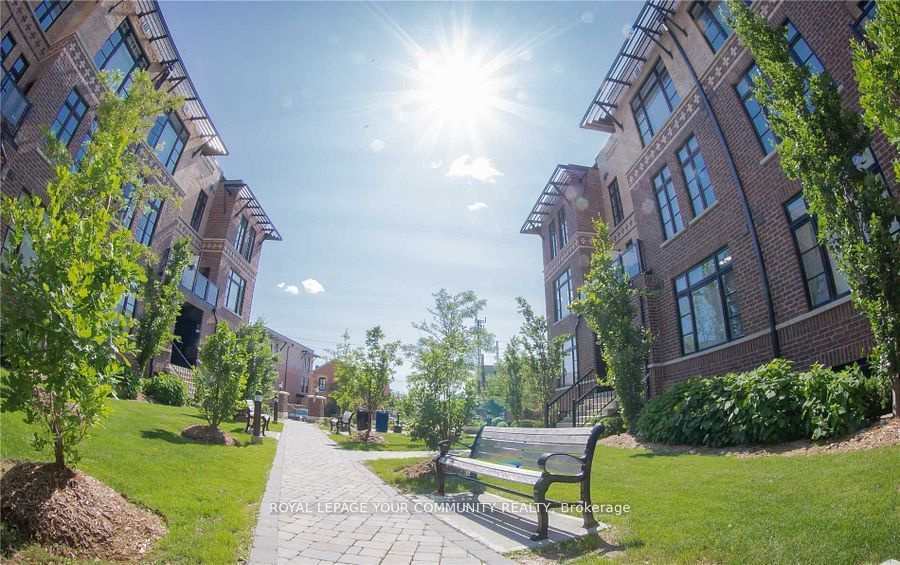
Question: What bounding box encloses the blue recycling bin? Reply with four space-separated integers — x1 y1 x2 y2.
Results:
375 410 389 433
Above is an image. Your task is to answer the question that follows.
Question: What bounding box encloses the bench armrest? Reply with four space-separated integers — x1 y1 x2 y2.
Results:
437 439 454 456
537 452 586 475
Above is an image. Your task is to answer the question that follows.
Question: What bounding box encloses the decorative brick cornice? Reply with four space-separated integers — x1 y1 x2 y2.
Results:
10 0 49 59
202 238 257 279
625 91 701 186
543 231 593 281
610 213 637 244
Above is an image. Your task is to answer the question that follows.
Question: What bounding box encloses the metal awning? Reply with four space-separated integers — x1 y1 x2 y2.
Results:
520 164 590 234
224 180 283 241
135 0 228 156
579 1 676 132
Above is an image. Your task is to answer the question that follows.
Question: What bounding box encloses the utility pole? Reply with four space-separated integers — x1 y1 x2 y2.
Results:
475 318 485 392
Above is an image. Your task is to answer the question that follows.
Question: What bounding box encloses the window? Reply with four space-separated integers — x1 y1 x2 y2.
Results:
736 65 777 155
676 247 743 354
8 55 28 83
558 208 569 248
630 59 680 146
134 197 161 246
786 21 824 76
50 88 87 146
554 269 573 322
690 1 732 52
608 178 624 225
561 336 578 387
34 0 71 31
93 20 148 94
854 0 876 32
677 135 716 215
786 195 849 309
318 376 326 392
1 34 14 60
615 241 642 280
853 146 900 237
121 183 138 229
117 292 137 317
653 165 684 240
190 191 207 231
548 219 559 259
1 190 36 269
71 119 97 171
235 216 248 252
243 229 256 262
147 112 188 174
225 269 246 314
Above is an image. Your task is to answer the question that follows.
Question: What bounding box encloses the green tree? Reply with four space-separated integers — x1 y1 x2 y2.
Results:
569 220 651 430
330 330 362 419
196 322 247 430
0 70 177 468
405 289 489 450
133 237 192 385
238 319 278 400
727 0 900 416
500 337 525 425
515 297 567 425
358 326 402 441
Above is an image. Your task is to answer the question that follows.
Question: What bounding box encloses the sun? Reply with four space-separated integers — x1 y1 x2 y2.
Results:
417 52 499 122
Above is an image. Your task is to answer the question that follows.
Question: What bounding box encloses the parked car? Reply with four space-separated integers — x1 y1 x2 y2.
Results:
288 408 309 422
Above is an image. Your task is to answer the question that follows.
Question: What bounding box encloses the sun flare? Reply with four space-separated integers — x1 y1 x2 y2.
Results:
417 53 498 122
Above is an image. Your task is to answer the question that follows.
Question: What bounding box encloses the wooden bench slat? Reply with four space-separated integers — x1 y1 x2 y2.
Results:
468 452 583 475
442 455 542 485
474 438 590 456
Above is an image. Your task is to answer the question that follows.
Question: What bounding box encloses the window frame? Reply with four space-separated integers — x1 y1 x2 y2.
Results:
689 1 732 53
784 194 849 310
134 197 162 246
189 190 208 232
554 268 573 322
34 0 72 32
93 19 149 95
225 269 247 315
1 33 14 61
614 240 642 280
736 63 777 155
50 88 87 147
652 165 684 240
235 216 248 252
557 207 569 248
675 246 743 355
630 59 680 147
548 219 559 259
677 134 717 215
146 112 189 174
242 228 257 262
608 178 624 226
8 54 29 83
560 335 578 387
853 0 876 33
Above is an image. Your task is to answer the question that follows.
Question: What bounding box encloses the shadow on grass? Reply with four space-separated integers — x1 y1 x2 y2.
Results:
520 531 637 561
140 428 193 445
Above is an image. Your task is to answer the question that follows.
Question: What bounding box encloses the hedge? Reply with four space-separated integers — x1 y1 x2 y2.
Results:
144 373 189 407
637 359 889 446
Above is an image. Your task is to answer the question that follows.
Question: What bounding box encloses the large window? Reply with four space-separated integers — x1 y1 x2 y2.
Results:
736 65 777 155
548 219 559 259
50 88 87 147
8 55 28 83
1 34 14 60
609 178 624 226
318 376 326 392
653 165 684 240
225 269 246 315
235 216 248 252
676 247 743 354
243 229 257 262
677 135 716 215
690 1 732 52
121 183 138 229
854 0 877 32
554 269 573 322
34 0 72 31
786 21 824 76
93 20 148 94
631 60 680 146
615 241 642 280
134 197 162 246
785 195 849 309
190 190 207 231
558 207 569 248
561 336 578 387
147 112 188 174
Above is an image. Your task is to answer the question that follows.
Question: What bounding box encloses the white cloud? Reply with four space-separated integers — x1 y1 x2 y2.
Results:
429 160 443 169
301 278 325 294
370 139 385 152
277 282 300 295
580 11 594 24
446 155 504 183
467 202 488 212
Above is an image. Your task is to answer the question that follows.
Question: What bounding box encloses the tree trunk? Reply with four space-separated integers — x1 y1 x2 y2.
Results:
892 376 899 418
54 435 65 469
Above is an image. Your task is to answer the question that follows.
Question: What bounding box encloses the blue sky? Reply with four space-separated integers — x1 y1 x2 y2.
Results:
162 1 641 388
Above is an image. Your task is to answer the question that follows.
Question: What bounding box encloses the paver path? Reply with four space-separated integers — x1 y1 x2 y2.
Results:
249 421 515 564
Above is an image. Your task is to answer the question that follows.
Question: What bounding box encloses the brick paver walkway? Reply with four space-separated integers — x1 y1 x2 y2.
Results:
249 421 515 564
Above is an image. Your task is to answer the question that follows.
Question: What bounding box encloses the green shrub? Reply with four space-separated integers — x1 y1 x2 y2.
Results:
637 360 882 447
516 419 540 428
117 371 143 400
597 415 626 438
493 420 508 427
145 373 188 407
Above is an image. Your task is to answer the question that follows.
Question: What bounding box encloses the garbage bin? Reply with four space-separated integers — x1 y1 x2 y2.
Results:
356 409 371 431
375 410 389 433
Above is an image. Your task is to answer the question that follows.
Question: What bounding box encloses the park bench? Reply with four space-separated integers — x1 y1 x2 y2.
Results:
330 411 353 433
243 400 270 436
435 424 604 540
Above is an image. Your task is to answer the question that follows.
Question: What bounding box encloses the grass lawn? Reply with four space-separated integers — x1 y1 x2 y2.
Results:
365 444 900 564
328 431 430 451
1 399 277 563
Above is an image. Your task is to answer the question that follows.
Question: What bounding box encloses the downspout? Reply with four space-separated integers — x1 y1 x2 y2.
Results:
662 24 781 358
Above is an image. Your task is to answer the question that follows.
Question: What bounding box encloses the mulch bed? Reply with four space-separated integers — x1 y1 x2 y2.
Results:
400 459 434 479
599 416 899 457
180 424 240 446
348 431 386 444
0 461 166 561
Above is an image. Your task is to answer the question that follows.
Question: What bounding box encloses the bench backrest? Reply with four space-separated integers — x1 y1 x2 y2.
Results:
471 426 602 475
246 400 255 415
341 411 352 423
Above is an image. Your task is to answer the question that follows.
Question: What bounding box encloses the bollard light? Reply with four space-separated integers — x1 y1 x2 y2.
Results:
252 389 263 444
254 390 262 402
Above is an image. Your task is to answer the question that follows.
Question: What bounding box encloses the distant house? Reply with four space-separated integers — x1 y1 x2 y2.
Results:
306 361 337 418
266 327 316 405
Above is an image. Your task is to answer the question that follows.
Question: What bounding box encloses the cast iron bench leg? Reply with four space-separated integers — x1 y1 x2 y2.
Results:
434 457 446 496
531 477 551 541
581 478 598 529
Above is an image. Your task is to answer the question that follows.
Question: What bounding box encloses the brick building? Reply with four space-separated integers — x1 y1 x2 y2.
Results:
523 0 894 420
266 327 316 405
1 1 281 379
307 361 337 418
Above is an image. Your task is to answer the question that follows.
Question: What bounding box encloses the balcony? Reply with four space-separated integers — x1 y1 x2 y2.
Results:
179 265 219 308
1 69 30 139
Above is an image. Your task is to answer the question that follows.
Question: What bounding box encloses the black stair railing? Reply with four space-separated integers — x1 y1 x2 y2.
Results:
544 369 597 427
571 384 616 427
